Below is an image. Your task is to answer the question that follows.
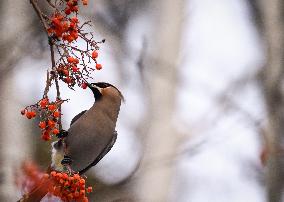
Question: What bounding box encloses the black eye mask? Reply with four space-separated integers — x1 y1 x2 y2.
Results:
94 82 112 88
89 82 125 102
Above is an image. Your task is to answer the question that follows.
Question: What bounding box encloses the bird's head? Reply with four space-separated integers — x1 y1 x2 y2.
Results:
87 82 124 102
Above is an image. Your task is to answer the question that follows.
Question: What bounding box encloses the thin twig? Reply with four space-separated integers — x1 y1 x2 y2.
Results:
49 38 62 130
30 0 49 34
46 0 57 9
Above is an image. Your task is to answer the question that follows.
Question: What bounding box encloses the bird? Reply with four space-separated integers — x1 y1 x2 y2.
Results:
51 82 124 174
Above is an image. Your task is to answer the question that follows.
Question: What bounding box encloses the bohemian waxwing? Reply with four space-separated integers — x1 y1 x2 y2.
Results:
51 82 124 174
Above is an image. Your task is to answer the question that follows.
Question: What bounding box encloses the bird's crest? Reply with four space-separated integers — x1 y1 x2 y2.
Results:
91 82 125 102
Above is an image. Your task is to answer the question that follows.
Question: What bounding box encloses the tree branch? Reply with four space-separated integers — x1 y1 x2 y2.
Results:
30 0 49 34
17 178 52 202
49 38 62 130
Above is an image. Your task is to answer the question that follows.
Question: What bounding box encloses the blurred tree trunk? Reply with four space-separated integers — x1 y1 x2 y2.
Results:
133 0 184 201
259 0 284 201
0 1 34 200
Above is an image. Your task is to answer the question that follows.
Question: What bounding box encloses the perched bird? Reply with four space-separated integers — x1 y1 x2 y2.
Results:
51 82 124 174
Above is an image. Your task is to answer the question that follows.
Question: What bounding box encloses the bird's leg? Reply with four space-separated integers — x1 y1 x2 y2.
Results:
57 131 74 174
61 155 73 174
57 130 69 138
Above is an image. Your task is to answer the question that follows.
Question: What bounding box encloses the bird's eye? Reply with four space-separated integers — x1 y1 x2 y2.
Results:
94 82 111 88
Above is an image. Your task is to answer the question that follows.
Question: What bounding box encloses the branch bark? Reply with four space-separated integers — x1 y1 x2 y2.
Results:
17 1 63 201
17 178 52 202
30 0 49 34
259 0 284 201
30 0 63 130
133 0 184 201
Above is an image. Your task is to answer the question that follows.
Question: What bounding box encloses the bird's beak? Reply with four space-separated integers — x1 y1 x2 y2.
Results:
87 83 103 94
86 83 92 89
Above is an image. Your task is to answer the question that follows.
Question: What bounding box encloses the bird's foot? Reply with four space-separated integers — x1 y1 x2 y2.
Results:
61 155 73 165
61 155 73 174
57 130 69 138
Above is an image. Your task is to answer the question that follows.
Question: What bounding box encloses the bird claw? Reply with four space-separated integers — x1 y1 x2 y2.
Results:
61 155 73 165
61 155 75 174
57 130 69 138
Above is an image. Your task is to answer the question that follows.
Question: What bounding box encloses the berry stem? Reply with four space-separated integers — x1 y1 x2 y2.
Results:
49 38 63 130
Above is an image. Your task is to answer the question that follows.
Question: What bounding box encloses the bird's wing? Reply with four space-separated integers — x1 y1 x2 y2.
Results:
70 110 87 126
79 131 118 175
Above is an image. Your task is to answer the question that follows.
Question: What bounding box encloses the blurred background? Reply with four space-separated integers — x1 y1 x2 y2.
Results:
0 0 284 201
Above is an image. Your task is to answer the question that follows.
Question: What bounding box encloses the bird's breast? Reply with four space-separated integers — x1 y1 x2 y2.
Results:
65 107 117 172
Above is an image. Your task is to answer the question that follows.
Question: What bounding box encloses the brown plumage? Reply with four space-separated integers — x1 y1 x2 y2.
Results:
51 82 123 173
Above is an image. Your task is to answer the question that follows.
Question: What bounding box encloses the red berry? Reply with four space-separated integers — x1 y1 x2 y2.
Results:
48 105 56 111
26 111 36 119
62 173 68 180
52 18 61 26
73 174 80 180
80 190 85 196
96 63 102 70
91 51 98 59
31 111 36 117
48 120 55 128
41 133 51 141
74 58 79 64
72 6 79 12
56 172 63 179
53 111 60 118
72 66 79 72
74 191 80 197
67 57 74 63
26 112 32 119
79 179 85 185
81 83 88 89
39 121 46 129
57 14 64 21
65 8 71 15
86 186 92 193
65 77 72 84
53 128 60 135
67 1 73 7
71 17 79 24
40 98 48 108
69 22 76 29
63 69 69 76
51 171 56 177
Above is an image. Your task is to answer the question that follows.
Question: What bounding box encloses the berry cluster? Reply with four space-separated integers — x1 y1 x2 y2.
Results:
45 0 104 89
17 161 92 202
48 171 92 202
47 0 88 43
56 50 102 88
21 109 36 119
48 14 79 43
57 57 80 87
21 97 67 141
16 161 44 194
64 0 80 15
